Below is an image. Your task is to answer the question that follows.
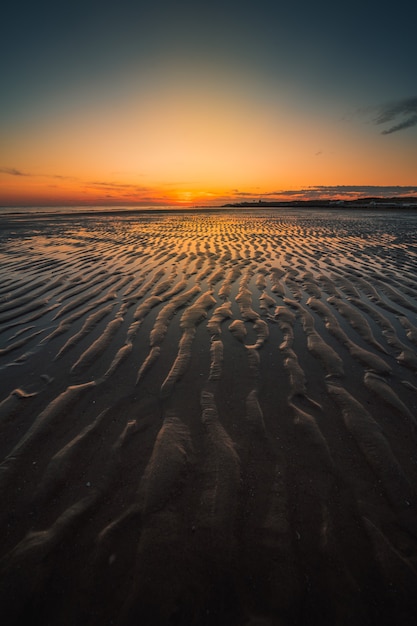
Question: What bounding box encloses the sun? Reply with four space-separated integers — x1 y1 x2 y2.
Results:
175 191 194 205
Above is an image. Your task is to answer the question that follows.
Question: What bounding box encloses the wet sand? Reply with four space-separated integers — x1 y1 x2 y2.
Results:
1 208 417 625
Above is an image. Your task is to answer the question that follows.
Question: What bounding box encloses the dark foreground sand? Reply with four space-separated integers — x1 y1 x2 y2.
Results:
1 208 417 625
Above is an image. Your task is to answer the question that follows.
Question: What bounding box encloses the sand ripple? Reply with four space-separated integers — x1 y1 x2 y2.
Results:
1 208 417 625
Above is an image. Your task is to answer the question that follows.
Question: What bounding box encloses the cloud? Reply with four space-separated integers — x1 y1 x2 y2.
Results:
1 167 76 180
374 97 417 135
230 186 417 202
381 114 417 135
51 174 75 180
0 166 30 176
289 185 417 198
87 181 155 198
89 181 131 188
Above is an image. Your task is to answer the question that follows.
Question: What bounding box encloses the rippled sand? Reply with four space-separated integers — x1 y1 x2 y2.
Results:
1 208 417 625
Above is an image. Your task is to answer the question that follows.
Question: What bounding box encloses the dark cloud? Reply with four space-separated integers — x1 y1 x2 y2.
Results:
89 181 127 188
374 97 417 135
291 185 417 198
1 168 76 180
0 166 29 176
337 185 415 196
88 181 143 190
232 191 259 197
232 186 417 201
381 114 417 135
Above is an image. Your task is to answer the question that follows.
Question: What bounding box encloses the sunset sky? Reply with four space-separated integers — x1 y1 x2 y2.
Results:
1 0 417 207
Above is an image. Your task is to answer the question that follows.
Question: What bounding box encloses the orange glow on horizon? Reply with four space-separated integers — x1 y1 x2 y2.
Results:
2 176 416 209
2 77 416 208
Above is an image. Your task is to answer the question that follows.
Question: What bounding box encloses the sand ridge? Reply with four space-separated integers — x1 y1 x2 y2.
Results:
1 208 417 625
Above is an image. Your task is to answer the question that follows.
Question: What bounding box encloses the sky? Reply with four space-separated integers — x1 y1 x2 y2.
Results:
1 0 417 207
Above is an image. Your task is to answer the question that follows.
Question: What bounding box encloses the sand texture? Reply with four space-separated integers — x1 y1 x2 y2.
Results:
1 208 417 625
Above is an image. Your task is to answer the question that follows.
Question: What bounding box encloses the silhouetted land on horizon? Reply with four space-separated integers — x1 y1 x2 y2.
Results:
221 196 417 209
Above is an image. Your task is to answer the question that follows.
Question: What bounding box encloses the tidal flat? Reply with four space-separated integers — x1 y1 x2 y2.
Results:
1 208 417 625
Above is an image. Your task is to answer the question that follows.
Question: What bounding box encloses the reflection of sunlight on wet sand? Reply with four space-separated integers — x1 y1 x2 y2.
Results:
28 236 90 258
1 208 417 625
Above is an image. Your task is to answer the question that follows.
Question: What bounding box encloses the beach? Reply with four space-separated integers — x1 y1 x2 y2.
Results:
1 207 417 625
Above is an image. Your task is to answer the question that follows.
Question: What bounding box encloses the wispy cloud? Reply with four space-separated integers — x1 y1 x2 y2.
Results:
87 181 151 193
1 167 75 180
298 185 417 198
51 174 75 180
88 181 137 188
374 97 417 135
230 186 417 202
0 166 30 176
